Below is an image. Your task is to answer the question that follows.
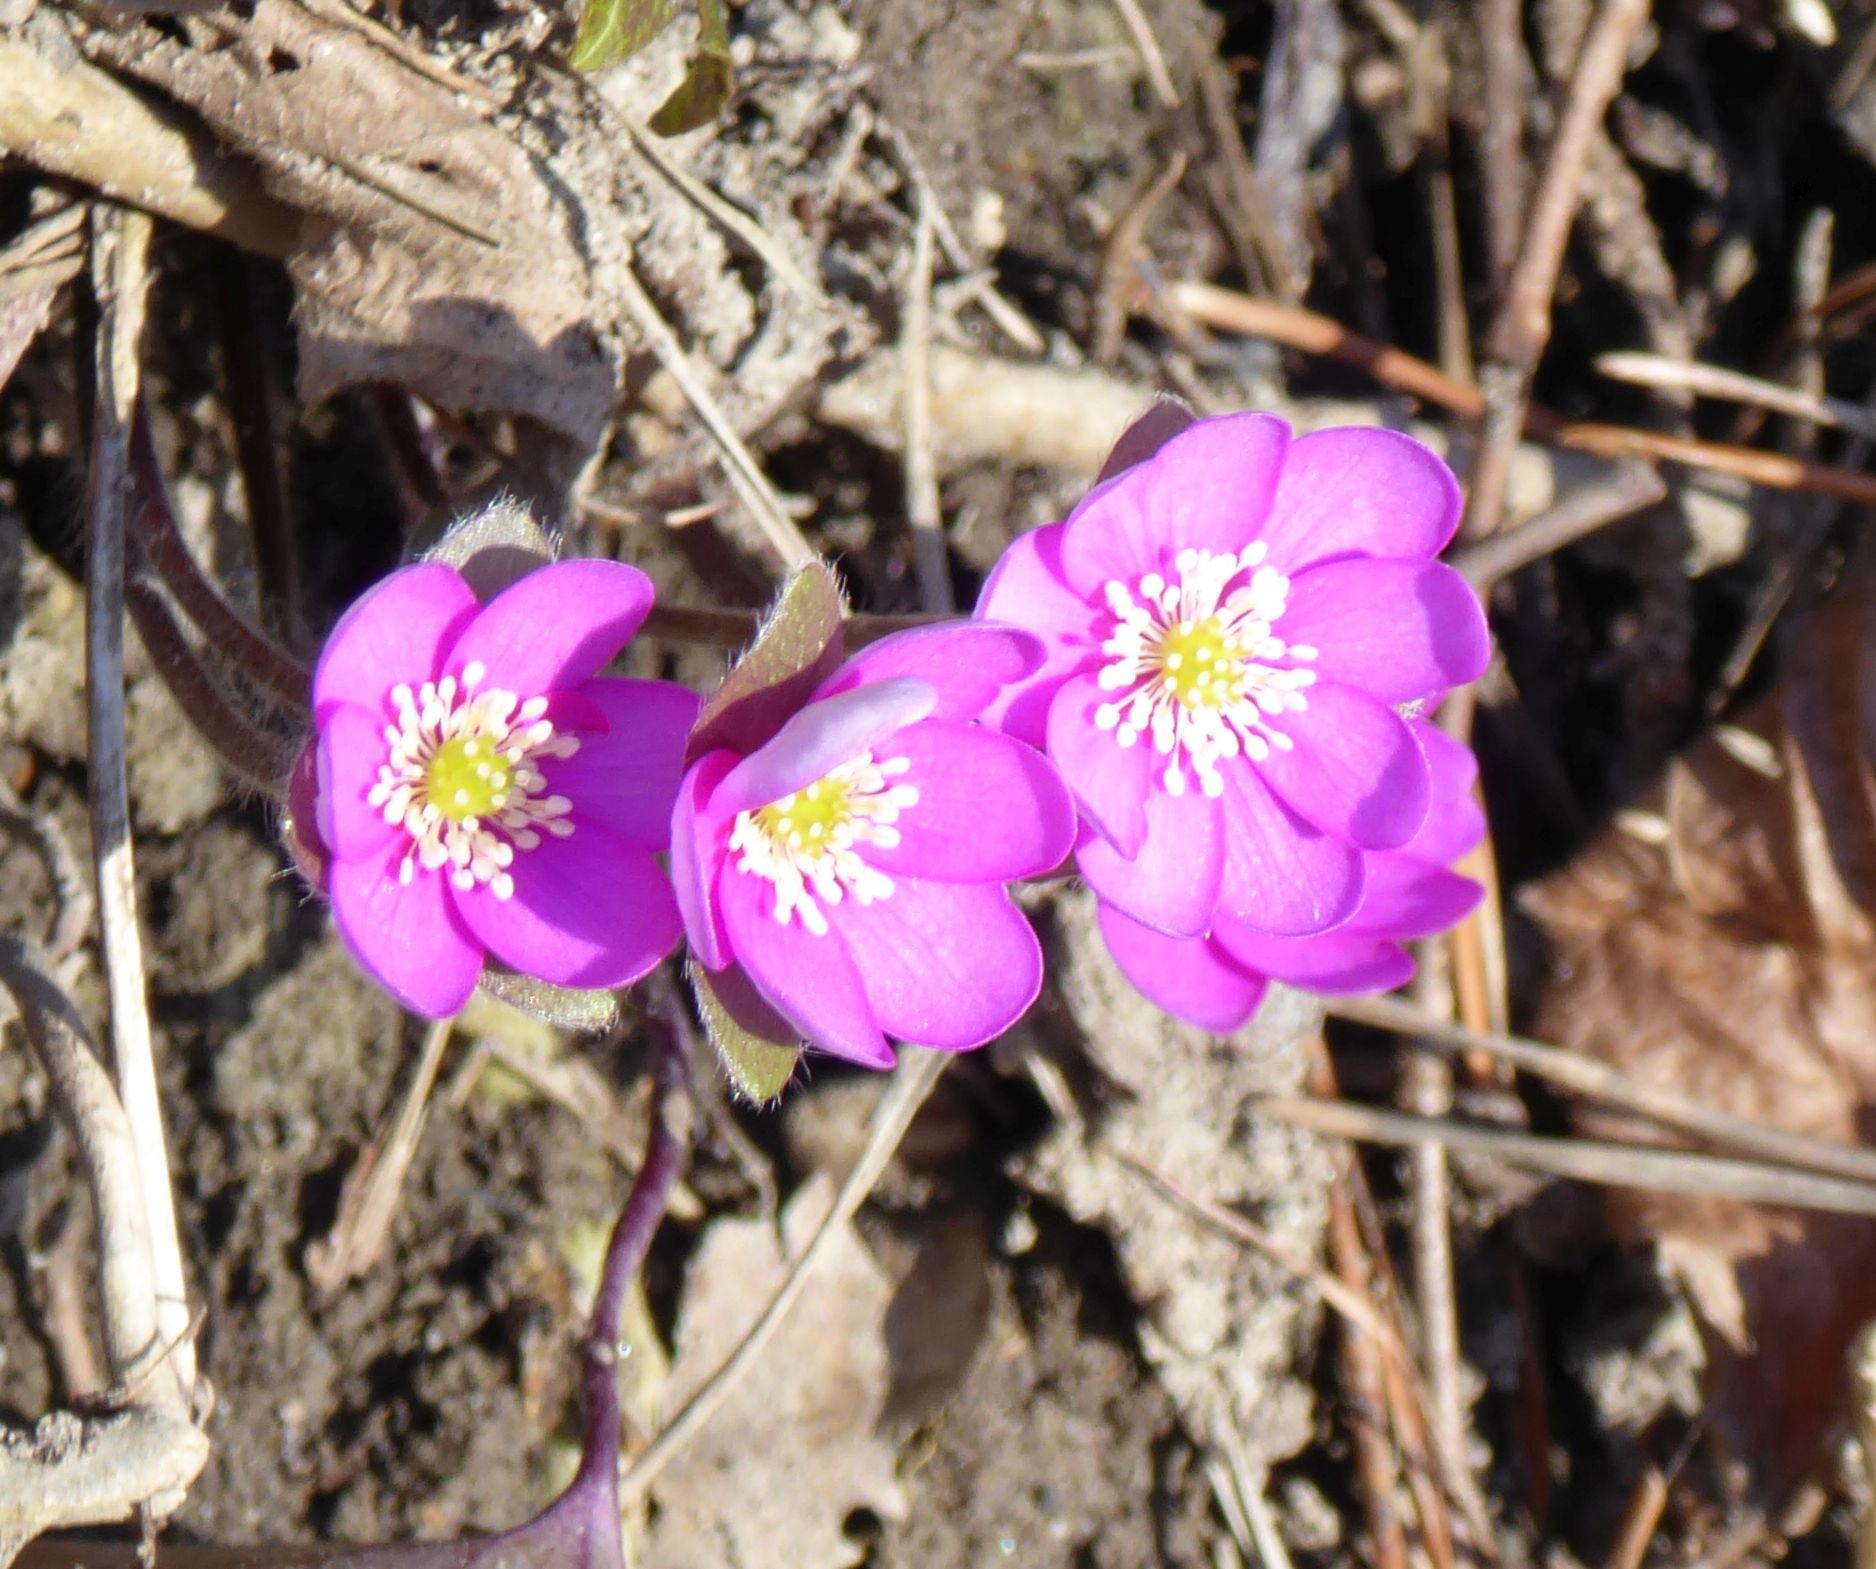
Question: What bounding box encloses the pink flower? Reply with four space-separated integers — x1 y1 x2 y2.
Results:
312 559 697 1016
976 410 1490 941
1097 722 1486 1030
672 624 1078 1068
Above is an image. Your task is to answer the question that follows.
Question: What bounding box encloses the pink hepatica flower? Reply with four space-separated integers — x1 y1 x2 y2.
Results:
1099 721 1486 1030
976 412 1490 941
673 624 1078 1068
313 559 698 1016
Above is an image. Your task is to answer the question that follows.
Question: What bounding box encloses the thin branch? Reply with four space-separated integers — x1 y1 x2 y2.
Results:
902 192 954 614
1463 0 1652 543
619 1047 947 1499
612 264 817 574
1109 0 1181 108
1262 1097 1876 1217
1450 461 1666 590
1325 992 1876 1187
83 206 194 1407
1596 350 1876 442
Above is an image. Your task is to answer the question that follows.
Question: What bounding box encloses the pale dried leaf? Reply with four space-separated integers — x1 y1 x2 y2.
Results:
641 1175 904 1569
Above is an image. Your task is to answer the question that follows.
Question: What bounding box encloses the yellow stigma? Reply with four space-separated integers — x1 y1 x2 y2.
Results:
1155 616 1244 710
424 736 510 823
753 778 851 851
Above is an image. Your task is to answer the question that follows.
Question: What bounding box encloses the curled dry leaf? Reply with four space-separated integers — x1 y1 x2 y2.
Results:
75 0 616 454
1525 579 1876 1498
641 1175 904 1569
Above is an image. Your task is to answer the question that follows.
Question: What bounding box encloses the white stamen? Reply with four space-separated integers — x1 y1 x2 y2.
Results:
366 670 581 901
729 751 918 936
1094 542 1316 798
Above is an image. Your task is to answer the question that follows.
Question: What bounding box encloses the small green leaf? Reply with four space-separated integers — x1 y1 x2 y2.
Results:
475 969 620 1033
686 559 846 763
647 47 735 136
569 0 681 74
691 962 801 1104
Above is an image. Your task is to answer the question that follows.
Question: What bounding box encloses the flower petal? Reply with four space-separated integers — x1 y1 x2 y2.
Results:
452 825 681 989
329 843 483 1017
1213 918 1414 996
1409 721 1486 864
313 562 478 720
1216 762 1364 935
444 558 653 698
1046 671 1152 857
866 721 1077 882
1346 859 1482 939
711 677 938 817
1283 559 1489 703
1097 902 1267 1032
1255 426 1461 570
1058 413 1291 597
973 522 1100 745
818 623 1047 723
717 859 892 1067
672 749 740 972
538 677 701 851
1259 683 1430 851
824 879 1043 1049
315 704 399 859
1075 790 1223 937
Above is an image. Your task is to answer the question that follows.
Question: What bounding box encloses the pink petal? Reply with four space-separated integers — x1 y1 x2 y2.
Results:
866 721 1077 882
1075 790 1223 937
1409 721 1486 864
1058 413 1291 598
313 563 478 720
452 826 681 990
824 879 1043 1049
712 677 937 818
973 522 1100 746
329 843 484 1017
1097 903 1267 1032
1282 559 1489 704
444 559 653 698
1046 671 1151 858
1216 763 1364 935
1258 683 1430 851
315 704 399 859
1255 426 1461 570
672 750 739 972
538 677 700 851
820 623 1047 723
717 860 892 1067
1345 859 1482 939
1213 918 1414 996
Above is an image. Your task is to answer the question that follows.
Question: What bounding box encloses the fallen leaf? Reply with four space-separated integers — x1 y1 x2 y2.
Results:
641 1175 904 1569
1525 579 1876 1499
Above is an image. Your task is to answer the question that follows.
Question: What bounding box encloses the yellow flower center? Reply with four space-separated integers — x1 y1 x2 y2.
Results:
424 735 515 824
1153 616 1248 711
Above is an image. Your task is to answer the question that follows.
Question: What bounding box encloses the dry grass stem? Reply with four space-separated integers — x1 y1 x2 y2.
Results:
1264 1096 1876 1216
901 193 954 613
1108 0 1181 108
618 1048 947 1499
83 205 195 1406
305 1019 455 1295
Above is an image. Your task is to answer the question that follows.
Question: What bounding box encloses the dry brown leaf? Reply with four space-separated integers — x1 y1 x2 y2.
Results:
1525 580 1876 1497
76 0 616 453
641 1174 904 1569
